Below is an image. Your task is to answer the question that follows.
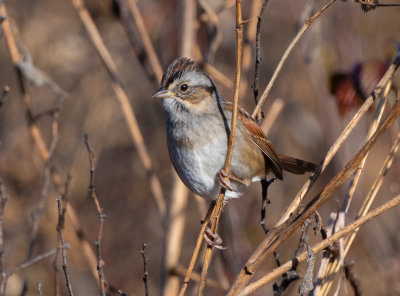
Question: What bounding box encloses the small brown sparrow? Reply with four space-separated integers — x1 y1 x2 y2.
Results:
153 58 317 200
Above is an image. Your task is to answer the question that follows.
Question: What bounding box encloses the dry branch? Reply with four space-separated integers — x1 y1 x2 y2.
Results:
228 99 400 294
242 194 400 295
197 1 244 294
276 49 400 226
84 135 106 296
70 0 166 217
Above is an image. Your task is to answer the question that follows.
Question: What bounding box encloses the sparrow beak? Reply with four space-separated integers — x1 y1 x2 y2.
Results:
152 87 176 99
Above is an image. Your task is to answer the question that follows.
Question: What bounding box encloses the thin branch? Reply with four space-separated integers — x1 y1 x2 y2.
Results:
84 135 106 296
251 0 337 118
162 1 195 293
251 0 269 111
56 197 74 296
54 175 74 296
124 0 163 82
21 111 60 295
141 244 149 296
178 201 215 296
242 194 400 295
6 247 67 278
70 0 166 217
197 2 243 295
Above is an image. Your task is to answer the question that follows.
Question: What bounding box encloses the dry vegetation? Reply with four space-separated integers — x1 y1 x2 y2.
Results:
0 0 400 295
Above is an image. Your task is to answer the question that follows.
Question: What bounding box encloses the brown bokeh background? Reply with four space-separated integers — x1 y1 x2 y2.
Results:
0 0 400 295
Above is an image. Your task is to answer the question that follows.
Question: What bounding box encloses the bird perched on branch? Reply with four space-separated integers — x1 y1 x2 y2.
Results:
153 57 317 201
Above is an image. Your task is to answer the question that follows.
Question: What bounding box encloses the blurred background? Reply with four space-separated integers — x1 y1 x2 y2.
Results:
0 0 399 295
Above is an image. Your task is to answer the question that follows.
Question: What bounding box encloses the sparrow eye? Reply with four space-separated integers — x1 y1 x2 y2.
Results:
179 83 189 92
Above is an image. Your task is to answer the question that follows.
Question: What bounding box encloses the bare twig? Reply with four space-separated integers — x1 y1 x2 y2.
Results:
84 135 106 296
162 1 194 293
197 2 243 295
54 175 74 296
7 247 67 278
70 0 166 217
112 0 159 84
125 0 163 81
20 110 60 295
141 244 149 296
177 201 214 296
242 194 400 295
228 100 400 294
251 0 269 110
251 0 337 118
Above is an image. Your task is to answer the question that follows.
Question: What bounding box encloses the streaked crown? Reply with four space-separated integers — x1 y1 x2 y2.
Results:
161 58 200 88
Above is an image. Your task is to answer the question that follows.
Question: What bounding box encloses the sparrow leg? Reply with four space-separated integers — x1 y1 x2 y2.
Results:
203 220 227 250
260 177 277 234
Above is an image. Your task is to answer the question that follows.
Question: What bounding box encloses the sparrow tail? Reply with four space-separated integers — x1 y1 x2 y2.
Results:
278 155 318 175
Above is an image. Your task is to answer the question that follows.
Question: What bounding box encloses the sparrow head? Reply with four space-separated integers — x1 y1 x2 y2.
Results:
152 58 218 113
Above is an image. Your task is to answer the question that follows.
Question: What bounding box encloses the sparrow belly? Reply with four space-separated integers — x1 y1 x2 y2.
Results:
167 133 226 199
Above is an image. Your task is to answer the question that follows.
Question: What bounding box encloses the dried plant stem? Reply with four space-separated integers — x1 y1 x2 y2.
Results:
197 2 243 295
84 135 106 296
251 0 269 108
276 51 400 226
163 175 189 295
0 3 106 290
319 130 400 296
162 2 195 295
54 175 74 296
178 202 215 296
242 194 400 295
0 3 49 161
316 82 391 296
125 0 163 81
1 246 68 293
251 0 337 118
70 0 166 217
180 0 196 58
227 100 400 295
56 197 74 296
141 244 149 296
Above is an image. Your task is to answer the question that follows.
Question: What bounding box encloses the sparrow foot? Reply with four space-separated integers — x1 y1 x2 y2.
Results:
203 220 227 250
219 169 234 191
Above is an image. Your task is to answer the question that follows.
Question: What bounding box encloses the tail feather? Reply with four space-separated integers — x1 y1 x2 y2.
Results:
278 155 317 175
